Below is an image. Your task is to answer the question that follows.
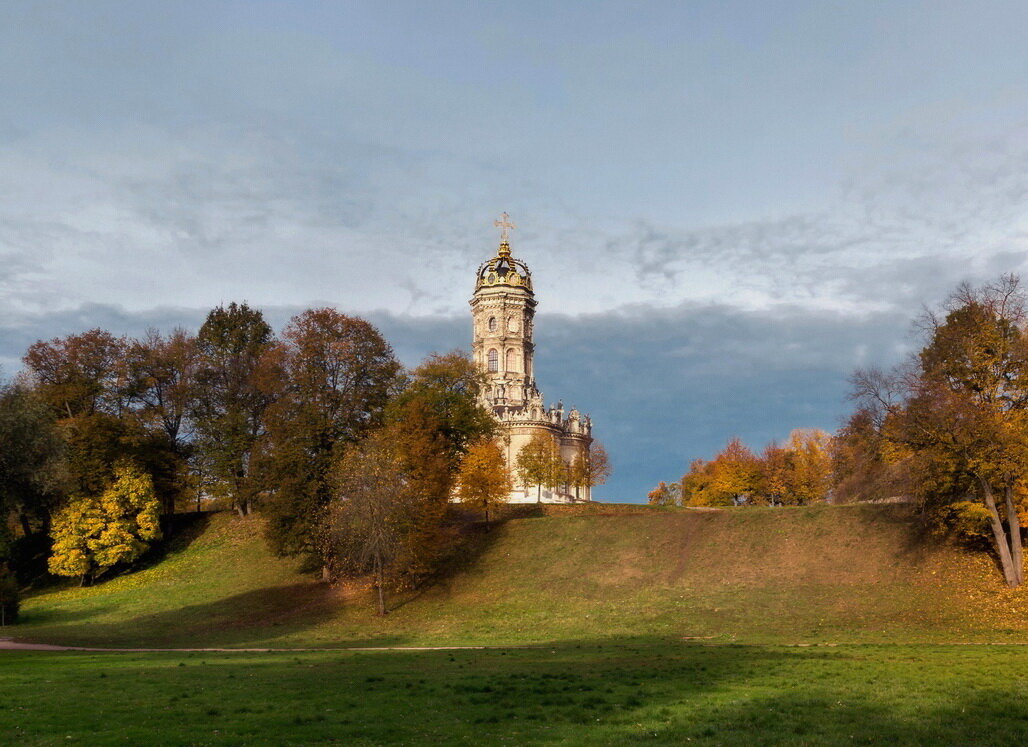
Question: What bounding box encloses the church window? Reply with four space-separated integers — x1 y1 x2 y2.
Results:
506 349 517 372
487 349 498 372
488 316 497 332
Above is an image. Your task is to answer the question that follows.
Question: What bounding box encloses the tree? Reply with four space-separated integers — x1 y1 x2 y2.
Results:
647 481 681 506
569 440 612 501
23 329 128 419
757 442 789 506
515 433 562 502
123 328 199 519
782 429 833 505
455 439 512 522
48 461 162 585
124 328 198 450
192 302 276 516
325 431 408 615
853 275 1028 587
260 308 401 560
831 407 909 504
0 383 64 537
681 437 760 506
0 565 18 626
681 458 718 506
387 351 496 469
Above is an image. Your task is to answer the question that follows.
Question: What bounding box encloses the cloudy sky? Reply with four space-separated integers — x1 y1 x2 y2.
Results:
4 1 1028 500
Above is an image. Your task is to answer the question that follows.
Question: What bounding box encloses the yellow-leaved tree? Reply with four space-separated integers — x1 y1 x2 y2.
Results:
456 439 512 522
49 460 162 585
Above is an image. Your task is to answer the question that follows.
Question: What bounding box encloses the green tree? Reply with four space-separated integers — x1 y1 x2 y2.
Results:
192 302 276 516
0 382 64 538
48 461 162 585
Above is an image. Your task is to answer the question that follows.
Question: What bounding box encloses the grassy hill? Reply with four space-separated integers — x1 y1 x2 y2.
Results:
12 503 1028 648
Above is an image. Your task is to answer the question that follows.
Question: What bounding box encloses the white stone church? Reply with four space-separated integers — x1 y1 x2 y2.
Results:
470 215 594 503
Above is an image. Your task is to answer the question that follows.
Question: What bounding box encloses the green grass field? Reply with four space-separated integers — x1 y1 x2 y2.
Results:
5 644 1028 744
6 505 1028 744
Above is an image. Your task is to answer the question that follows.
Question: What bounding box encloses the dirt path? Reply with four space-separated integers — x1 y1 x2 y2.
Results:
0 637 536 653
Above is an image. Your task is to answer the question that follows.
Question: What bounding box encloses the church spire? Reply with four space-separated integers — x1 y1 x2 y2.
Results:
493 211 516 257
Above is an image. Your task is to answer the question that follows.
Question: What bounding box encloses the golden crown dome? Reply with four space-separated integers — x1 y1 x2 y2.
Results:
474 213 533 292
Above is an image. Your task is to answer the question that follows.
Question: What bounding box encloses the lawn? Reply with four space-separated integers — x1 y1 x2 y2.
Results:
7 506 1028 743
4 642 1028 744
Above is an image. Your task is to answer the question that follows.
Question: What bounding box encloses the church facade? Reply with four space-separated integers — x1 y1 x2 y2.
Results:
470 215 593 503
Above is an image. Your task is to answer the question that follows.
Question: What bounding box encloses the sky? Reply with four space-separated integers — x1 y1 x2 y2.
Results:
3 1 1028 500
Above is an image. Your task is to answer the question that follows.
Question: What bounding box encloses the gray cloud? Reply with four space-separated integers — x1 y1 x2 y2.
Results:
1 299 911 502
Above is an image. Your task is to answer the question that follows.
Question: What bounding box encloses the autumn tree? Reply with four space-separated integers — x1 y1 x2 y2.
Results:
569 440 612 501
782 429 833 505
647 481 681 506
853 275 1028 587
48 461 161 585
515 433 562 502
757 442 789 506
455 439 512 522
325 429 421 615
123 328 199 518
23 329 129 419
386 351 496 469
21 329 177 513
192 302 276 516
681 437 761 506
260 308 401 560
830 407 909 504
124 328 198 450
681 458 717 506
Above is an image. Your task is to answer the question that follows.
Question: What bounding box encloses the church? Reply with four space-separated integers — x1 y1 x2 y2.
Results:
470 214 594 503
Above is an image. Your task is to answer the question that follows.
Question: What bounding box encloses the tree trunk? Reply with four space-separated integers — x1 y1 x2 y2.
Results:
1004 485 1024 586
537 484 541 504
981 479 1020 587
18 513 32 538
375 555 386 616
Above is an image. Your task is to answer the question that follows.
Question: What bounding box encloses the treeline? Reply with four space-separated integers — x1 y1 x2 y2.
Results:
648 430 832 507
653 274 1028 589
0 302 573 619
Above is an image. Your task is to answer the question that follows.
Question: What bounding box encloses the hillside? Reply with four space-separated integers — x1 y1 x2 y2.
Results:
12 504 1028 648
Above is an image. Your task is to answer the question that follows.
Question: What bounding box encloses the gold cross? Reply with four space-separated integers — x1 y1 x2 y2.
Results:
494 212 516 243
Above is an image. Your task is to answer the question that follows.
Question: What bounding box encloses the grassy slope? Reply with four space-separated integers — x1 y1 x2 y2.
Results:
12 504 1028 647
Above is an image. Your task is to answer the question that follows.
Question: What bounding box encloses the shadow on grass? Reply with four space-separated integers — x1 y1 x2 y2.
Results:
9 638 1028 744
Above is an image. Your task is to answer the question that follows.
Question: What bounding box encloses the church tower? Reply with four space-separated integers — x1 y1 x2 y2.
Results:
469 213 595 503
470 213 538 412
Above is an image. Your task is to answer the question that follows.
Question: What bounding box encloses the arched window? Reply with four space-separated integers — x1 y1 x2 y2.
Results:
506 349 517 372
488 316 497 332
487 349 498 372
